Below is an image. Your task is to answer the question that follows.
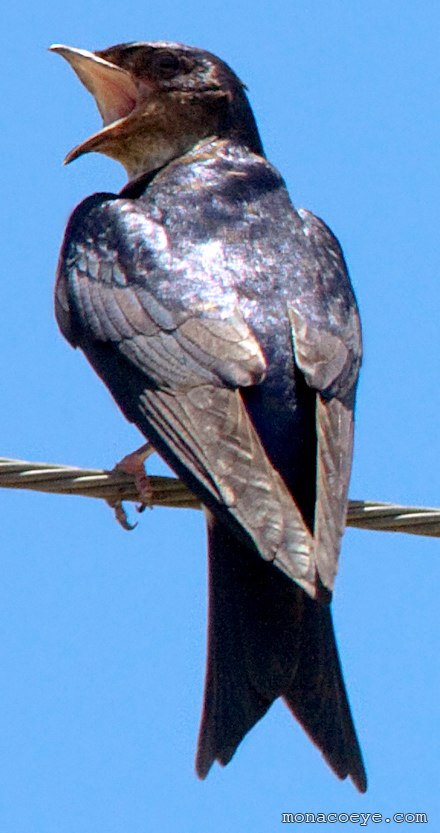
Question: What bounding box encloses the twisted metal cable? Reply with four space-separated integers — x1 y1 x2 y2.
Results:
1 456 439 537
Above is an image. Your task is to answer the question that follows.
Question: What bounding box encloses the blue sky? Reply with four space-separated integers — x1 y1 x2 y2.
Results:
2 2 439 831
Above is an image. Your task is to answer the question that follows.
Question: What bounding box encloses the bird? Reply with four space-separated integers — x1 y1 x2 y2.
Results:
51 40 366 792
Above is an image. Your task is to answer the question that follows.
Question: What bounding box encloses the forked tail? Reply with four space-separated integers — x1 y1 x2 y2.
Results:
196 515 366 792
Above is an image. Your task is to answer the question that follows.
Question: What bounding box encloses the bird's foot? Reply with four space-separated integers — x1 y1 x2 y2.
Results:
115 442 155 505
108 442 156 529
107 499 138 531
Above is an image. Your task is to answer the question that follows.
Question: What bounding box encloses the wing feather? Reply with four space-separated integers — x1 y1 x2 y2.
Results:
56 194 321 598
140 385 318 596
289 209 362 591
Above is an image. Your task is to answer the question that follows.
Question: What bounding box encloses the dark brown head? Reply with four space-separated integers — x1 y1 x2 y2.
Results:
50 41 263 179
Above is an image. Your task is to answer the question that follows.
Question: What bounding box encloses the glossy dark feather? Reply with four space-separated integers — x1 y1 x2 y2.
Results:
54 42 365 791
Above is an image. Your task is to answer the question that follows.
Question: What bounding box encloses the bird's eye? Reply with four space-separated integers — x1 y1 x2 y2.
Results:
152 51 181 78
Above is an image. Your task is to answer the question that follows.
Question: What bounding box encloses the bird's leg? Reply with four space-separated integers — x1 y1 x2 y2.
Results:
115 442 155 505
108 442 156 529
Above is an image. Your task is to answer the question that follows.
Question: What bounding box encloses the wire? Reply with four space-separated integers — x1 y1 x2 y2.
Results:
1 456 439 537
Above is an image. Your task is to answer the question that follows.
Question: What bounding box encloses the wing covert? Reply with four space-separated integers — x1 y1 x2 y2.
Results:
56 194 267 391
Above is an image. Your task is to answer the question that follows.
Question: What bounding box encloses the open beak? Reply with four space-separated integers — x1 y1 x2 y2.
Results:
50 44 139 164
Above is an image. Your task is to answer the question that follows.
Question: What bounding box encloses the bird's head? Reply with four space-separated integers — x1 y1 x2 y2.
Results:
50 41 263 179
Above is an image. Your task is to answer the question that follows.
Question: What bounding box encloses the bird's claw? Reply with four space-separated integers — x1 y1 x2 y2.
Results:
109 442 156 528
106 498 138 531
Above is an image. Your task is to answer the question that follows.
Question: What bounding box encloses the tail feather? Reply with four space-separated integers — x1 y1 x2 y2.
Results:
196 515 366 792
283 598 367 792
196 516 299 776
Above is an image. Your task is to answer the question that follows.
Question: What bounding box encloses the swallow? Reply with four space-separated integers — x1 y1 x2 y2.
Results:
51 41 366 791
